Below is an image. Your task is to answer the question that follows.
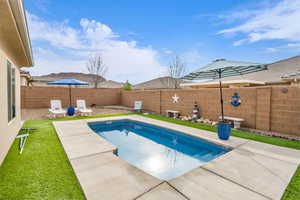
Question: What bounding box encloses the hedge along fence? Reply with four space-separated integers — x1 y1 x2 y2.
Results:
21 86 300 137
121 86 300 137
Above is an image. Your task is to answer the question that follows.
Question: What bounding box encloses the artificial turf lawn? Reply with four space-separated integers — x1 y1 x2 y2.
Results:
0 113 299 200
0 120 85 200
0 113 131 200
282 166 300 200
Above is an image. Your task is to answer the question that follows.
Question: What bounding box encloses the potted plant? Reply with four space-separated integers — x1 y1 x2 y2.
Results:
217 120 231 140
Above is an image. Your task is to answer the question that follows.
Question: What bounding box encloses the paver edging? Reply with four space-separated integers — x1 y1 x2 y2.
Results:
52 115 300 200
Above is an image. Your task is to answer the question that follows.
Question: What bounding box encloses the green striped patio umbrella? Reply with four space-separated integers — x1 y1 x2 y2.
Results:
182 59 267 121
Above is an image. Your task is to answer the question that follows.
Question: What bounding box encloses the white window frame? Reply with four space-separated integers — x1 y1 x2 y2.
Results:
7 60 16 123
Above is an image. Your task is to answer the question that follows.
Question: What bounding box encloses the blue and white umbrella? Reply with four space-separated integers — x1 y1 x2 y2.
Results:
182 59 267 121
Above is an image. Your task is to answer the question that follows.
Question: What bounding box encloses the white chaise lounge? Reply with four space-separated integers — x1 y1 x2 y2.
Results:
134 101 143 112
49 100 66 118
76 100 93 116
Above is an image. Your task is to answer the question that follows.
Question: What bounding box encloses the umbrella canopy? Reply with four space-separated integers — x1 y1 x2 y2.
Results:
183 59 267 80
182 59 267 123
47 78 89 86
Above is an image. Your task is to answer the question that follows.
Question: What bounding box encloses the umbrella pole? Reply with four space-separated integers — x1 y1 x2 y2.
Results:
69 85 72 106
218 70 224 121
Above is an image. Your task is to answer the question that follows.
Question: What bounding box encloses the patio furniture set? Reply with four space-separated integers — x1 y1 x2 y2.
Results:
49 99 92 118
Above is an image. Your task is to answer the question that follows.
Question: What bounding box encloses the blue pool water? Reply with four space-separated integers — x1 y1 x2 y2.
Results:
89 120 229 180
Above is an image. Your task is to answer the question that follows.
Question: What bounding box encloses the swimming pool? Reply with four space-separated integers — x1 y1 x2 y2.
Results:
89 120 229 180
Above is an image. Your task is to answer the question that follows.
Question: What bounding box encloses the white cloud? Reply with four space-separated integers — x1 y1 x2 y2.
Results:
28 13 82 49
265 47 279 53
287 43 300 47
263 43 300 53
162 48 173 54
217 8 261 24
27 12 165 83
218 0 300 46
32 48 86 75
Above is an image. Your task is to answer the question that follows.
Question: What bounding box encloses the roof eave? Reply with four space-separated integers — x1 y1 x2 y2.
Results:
0 0 33 67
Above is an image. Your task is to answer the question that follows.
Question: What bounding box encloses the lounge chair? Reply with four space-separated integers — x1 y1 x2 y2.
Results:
134 101 143 112
76 100 93 116
49 100 66 118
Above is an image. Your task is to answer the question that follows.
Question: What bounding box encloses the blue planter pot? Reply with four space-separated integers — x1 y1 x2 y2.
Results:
217 122 231 140
67 106 75 116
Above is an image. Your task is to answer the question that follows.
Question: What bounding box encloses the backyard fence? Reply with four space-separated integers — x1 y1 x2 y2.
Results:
21 86 300 137
121 86 300 137
21 86 121 109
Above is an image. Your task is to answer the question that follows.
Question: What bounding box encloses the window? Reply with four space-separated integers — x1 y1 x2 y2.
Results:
7 61 16 122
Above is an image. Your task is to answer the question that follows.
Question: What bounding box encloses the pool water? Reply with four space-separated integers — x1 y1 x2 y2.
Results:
89 120 229 180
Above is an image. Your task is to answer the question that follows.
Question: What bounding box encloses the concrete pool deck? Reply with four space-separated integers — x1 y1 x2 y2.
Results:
53 115 300 200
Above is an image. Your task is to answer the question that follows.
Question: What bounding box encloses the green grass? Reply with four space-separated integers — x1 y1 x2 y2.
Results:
0 120 85 200
282 166 300 200
0 112 299 200
0 113 131 200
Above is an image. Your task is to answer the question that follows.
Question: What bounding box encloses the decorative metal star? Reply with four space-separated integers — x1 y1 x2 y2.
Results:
172 94 179 103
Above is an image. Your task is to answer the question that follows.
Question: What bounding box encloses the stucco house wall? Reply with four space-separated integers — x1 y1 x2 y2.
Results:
0 49 22 165
0 0 33 165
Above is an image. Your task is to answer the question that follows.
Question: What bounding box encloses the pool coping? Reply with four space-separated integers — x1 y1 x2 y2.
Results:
53 115 300 200
85 115 249 150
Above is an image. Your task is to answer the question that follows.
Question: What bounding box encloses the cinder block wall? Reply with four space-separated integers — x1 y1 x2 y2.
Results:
71 88 121 107
256 88 272 131
121 90 161 113
121 86 300 137
21 86 121 109
21 86 300 137
270 86 300 135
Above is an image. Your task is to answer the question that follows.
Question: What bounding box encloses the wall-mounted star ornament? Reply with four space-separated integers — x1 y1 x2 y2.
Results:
172 94 180 103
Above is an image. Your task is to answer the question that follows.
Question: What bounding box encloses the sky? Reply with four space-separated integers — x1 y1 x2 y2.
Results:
24 0 300 84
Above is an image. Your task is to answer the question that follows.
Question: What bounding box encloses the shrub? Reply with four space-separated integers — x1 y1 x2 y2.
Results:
122 80 132 91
